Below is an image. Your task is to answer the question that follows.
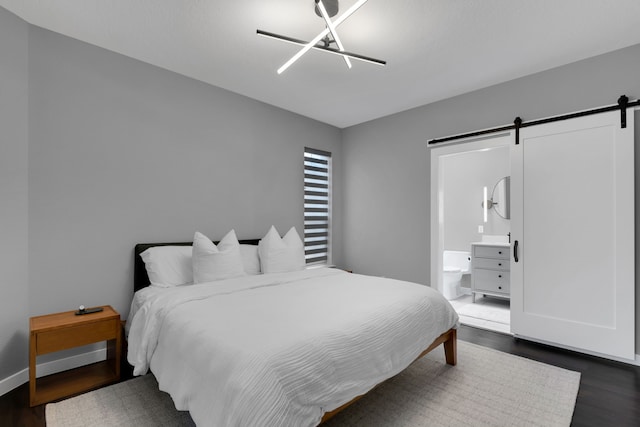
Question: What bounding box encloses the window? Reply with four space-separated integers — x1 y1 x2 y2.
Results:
304 147 332 265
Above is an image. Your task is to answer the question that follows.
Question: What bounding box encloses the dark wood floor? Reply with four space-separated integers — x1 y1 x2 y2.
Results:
2 325 639 426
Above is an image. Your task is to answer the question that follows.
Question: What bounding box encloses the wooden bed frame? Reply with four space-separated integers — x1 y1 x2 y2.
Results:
133 240 457 424
320 328 456 423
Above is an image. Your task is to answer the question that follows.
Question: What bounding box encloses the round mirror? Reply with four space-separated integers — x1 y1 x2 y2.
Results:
491 176 510 219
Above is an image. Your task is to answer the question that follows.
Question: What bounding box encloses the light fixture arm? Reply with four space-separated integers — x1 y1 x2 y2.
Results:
275 0 373 74
316 0 352 69
257 30 387 66
321 36 334 48
257 0 385 74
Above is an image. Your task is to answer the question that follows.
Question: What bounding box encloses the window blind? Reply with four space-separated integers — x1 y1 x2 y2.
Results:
304 147 332 265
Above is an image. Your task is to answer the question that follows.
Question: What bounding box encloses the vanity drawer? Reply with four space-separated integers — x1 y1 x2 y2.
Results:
473 257 509 271
473 245 509 260
472 269 510 294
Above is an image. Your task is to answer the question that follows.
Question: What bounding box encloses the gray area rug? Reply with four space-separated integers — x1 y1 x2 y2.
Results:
46 341 580 427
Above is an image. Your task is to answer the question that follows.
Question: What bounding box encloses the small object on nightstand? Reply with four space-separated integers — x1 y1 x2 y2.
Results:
75 305 104 315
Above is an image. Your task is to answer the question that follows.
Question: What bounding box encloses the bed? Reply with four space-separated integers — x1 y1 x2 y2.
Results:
127 238 459 427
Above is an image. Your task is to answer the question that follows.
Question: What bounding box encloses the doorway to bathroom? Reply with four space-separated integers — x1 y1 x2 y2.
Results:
429 133 512 334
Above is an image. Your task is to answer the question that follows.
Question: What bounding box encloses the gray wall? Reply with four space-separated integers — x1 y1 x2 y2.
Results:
342 43 640 353
1 7 343 385
0 8 29 381
26 25 343 316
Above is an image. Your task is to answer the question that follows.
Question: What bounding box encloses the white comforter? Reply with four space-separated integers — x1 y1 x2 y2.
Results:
126 268 458 427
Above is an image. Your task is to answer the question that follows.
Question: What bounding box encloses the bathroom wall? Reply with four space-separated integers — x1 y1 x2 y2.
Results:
442 146 510 252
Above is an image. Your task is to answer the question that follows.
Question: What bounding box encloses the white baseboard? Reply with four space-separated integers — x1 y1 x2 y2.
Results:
0 347 106 398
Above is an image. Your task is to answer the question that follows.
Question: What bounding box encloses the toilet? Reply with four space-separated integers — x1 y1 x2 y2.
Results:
443 250 471 300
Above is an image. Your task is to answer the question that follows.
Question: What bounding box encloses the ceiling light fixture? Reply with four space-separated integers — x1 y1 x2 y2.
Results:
317 0 352 69
257 0 386 74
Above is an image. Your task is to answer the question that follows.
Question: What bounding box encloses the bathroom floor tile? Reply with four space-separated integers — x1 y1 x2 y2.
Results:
448 294 511 335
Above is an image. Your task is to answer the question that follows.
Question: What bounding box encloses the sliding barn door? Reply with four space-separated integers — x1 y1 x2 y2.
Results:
510 111 635 360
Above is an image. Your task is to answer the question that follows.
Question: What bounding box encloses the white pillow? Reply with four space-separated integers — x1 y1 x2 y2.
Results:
140 246 193 288
258 226 305 273
192 230 246 283
240 244 261 275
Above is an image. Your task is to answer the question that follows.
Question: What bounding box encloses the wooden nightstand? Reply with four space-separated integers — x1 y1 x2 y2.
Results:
29 305 121 407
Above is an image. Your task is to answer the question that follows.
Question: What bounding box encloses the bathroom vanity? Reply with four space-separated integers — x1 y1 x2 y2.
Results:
471 242 510 302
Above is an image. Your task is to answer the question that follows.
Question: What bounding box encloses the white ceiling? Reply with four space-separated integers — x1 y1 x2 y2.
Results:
3 0 640 128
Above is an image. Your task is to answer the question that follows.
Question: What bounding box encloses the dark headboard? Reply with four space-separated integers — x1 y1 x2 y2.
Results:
134 239 261 292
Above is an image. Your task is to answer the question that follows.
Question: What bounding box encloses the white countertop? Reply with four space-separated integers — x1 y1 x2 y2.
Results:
471 241 510 247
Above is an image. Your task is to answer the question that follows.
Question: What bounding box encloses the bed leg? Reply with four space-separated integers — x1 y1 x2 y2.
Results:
444 329 457 366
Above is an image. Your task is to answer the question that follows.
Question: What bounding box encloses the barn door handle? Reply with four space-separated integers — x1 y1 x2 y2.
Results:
514 240 519 263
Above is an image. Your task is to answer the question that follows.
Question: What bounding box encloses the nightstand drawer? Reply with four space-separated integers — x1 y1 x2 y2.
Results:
37 318 119 354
